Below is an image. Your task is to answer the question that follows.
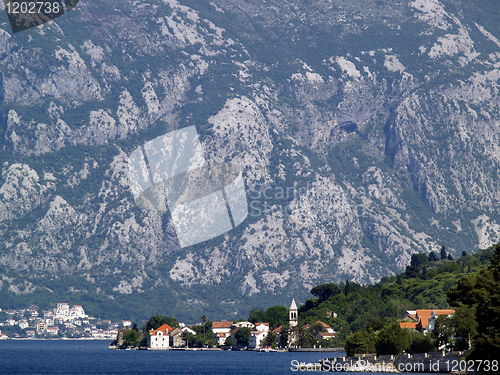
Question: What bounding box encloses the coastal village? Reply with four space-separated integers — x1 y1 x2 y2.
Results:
0 303 131 340
0 298 455 352
117 299 456 351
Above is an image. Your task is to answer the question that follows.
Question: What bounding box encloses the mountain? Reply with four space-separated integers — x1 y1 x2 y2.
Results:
1 0 500 322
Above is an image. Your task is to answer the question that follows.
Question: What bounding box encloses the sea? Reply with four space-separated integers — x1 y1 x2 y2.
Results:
0 340 345 375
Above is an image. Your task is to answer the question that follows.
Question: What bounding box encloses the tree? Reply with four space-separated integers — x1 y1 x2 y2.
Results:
201 315 207 340
375 322 409 355
265 306 288 329
279 323 289 348
262 332 279 348
448 243 500 361
144 315 179 332
122 328 139 347
408 331 434 354
428 251 439 262
432 315 454 351
451 304 477 351
248 308 266 324
447 253 453 261
298 329 317 348
366 319 385 332
441 246 447 261
310 283 341 302
345 329 376 356
309 322 325 338
234 327 251 347
344 279 351 295
461 250 467 257
182 331 205 347
224 336 234 346
411 253 429 267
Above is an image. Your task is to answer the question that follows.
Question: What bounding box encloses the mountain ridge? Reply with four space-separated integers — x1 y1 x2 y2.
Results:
1 0 500 320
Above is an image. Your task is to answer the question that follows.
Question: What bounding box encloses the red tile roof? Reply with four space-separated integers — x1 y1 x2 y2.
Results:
149 324 173 335
212 321 233 329
272 325 282 333
415 309 454 330
315 321 331 329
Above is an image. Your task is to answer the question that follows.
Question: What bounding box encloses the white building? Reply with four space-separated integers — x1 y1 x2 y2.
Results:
182 326 196 335
212 321 233 334
54 303 87 321
254 323 269 332
148 324 172 350
249 331 268 349
214 332 230 345
248 323 270 349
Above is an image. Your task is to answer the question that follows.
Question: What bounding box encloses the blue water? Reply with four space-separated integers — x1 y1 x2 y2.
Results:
0 340 344 374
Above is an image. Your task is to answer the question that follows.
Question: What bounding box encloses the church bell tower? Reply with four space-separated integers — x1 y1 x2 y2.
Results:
288 298 298 347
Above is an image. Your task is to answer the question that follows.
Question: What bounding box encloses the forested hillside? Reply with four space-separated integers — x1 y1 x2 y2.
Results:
289 246 493 349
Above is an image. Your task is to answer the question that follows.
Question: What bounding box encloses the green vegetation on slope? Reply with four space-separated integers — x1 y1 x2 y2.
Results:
282 247 493 350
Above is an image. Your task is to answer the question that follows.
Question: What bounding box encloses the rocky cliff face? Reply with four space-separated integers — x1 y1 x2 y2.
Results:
1 0 500 319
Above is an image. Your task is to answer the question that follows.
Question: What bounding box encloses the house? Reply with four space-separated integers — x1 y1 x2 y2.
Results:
402 310 418 321
122 320 132 327
249 330 268 349
211 321 233 335
169 328 184 347
214 332 230 346
46 326 59 335
36 322 47 334
6 319 16 326
249 326 271 349
326 311 338 318
312 321 335 334
182 326 196 335
211 322 232 345
92 330 106 339
116 327 127 346
399 309 455 333
148 324 173 350
0 332 9 340
272 326 282 334
230 327 241 346
26 330 36 339
254 322 269 332
18 320 29 329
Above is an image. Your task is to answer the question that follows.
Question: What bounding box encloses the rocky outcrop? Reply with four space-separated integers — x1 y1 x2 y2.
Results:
0 0 499 314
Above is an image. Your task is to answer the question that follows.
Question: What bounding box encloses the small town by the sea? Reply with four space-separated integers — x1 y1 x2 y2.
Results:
1 246 499 373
